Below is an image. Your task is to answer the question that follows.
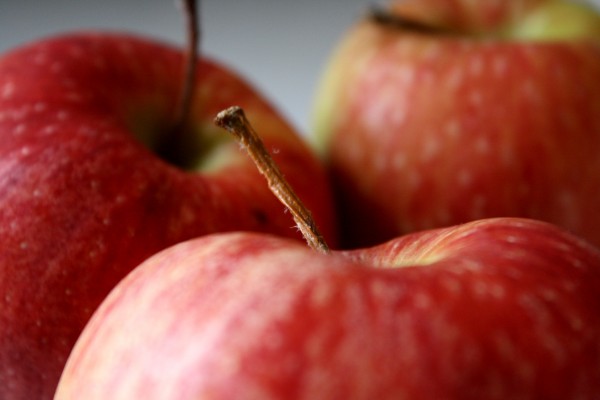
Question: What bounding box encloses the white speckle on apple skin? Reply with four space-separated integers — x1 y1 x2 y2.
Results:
541 333 568 366
50 61 63 74
43 125 57 136
363 85 407 131
458 259 485 274
67 44 84 59
469 55 484 76
372 156 385 176
492 54 508 77
444 119 461 139
33 52 48 66
392 152 408 170
457 169 473 187
421 136 441 162
64 92 83 103
309 279 335 309
390 107 407 126
474 280 506 300
493 332 536 383
469 89 484 106
407 169 422 189
1 80 15 99
33 102 47 113
492 332 516 361
13 124 27 136
361 63 410 131
422 41 443 61
475 137 491 154
522 79 542 103
56 111 70 121
441 276 463 295
446 66 464 90
77 125 99 137
413 291 432 309
2 105 29 122
395 64 415 86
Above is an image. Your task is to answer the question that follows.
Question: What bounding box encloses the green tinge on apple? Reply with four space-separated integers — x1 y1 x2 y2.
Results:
503 1 600 41
311 64 343 156
128 105 237 172
188 124 241 172
311 40 373 157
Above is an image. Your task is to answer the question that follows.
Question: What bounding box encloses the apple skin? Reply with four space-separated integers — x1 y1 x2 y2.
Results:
0 33 337 399
54 218 600 399
312 0 600 248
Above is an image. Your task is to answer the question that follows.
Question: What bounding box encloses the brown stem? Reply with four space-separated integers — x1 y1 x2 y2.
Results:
157 0 200 167
173 0 200 132
369 4 457 36
214 106 330 254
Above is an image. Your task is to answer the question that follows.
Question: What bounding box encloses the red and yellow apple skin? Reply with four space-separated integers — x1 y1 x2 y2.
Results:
313 0 600 248
0 33 337 399
55 218 600 399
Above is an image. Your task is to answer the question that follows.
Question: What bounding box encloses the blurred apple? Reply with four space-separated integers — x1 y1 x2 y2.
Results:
312 0 600 247
55 218 600 399
0 32 336 399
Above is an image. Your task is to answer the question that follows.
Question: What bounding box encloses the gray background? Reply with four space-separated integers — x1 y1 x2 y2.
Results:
1 1 599 136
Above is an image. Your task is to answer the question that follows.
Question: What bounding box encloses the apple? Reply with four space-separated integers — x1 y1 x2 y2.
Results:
54 217 600 399
54 104 600 399
0 10 337 400
312 0 600 248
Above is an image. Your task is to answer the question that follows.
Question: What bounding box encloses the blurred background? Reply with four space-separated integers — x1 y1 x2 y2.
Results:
1 0 599 136
0 0 370 136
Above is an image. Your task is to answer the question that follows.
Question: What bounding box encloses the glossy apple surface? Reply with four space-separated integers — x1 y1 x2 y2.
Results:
0 33 336 399
313 0 600 248
55 218 600 399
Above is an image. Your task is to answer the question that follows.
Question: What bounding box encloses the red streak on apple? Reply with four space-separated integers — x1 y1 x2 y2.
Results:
0 33 336 398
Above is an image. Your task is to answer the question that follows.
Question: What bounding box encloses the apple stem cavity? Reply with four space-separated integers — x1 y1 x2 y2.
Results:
369 5 457 36
215 106 330 254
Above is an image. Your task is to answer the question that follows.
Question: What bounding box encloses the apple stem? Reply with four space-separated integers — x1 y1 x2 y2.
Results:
369 4 456 36
215 106 330 254
173 0 200 133
156 0 200 167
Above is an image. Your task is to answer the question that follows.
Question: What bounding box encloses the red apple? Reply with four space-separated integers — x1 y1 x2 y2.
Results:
54 217 600 399
312 0 600 248
0 32 337 400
